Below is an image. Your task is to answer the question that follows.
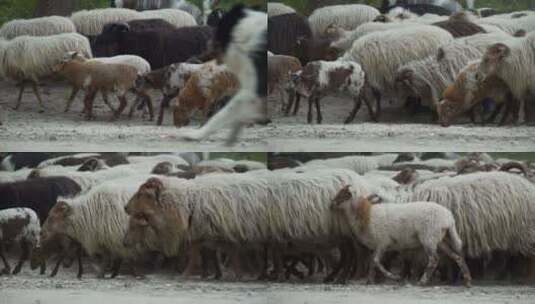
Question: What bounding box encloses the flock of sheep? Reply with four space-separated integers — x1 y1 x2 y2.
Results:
1 152 535 286
267 2 535 126
0 1 260 134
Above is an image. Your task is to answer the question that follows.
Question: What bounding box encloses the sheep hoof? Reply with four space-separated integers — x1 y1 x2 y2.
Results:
12 266 22 275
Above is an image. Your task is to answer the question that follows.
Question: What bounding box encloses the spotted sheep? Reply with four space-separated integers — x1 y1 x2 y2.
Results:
290 60 368 124
0 208 42 275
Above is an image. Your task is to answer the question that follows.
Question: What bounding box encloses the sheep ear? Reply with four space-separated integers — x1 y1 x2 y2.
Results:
55 201 72 216
488 43 510 60
140 178 164 203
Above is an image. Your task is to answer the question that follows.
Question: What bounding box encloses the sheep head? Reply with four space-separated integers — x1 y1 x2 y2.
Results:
78 158 104 172
331 187 373 231
41 201 72 245
151 161 174 175
292 63 320 98
479 43 510 79
124 178 189 256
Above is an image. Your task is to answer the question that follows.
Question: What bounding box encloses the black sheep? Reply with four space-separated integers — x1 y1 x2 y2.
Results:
0 177 82 223
93 24 213 69
268 13 338 65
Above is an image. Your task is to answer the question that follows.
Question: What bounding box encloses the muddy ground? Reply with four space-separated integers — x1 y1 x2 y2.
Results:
1 81 534 151
2 260 535 304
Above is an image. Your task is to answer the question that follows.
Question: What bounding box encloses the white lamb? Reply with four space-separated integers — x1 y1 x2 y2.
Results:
331 187 472 287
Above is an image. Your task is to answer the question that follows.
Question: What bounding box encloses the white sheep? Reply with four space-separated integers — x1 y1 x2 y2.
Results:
477 15 535 35
267 2 296 17
41 176 156 278
70 8 140 36
331 190 472 286
138 8 197 28
477 32 535 123
299 154 398 174
0 16 76 40
411 172 535 258
0 33 92 112
395 32 510 111
0 208 41 275
342 25 454 115
329 21 419 52
308 4 380 39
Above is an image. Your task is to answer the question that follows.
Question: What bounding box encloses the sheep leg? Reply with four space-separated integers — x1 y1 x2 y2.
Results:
307 96 313 124
50 254 65 277
64 87 80 113
344 96 362 124
212 250 222 280
109 258 122 278
498 103 511 125
76 246 83 279
315 96 322 124
0 242 11 274
83 90 97 120
39 259 46 275
14 81 26 110
284 89 295 116
292 94 301 116
101 92 116 113
438 242 472 287
30 81 45 113
257 245 269 281
418 248 439 286
337 243 356 284
324 243 347 283
113 95 128 120
157 95 172 126
12 240 30 274
486 103 504 124
371 248 401 282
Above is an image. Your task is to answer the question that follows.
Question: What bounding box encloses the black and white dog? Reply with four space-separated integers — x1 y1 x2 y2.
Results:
178 4 267 145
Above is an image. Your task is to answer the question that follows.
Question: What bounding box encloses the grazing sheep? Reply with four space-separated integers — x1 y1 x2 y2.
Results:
148 62 205 125
394 32 511 115
108 18 177 32
268 13 338 65
267 2 296 17
477 15 535 35
267 54 302 115
308 4 380 39
289 60 368 124
477 33 535 123
0 208 42 275
0 153 55 171
438 60 518 127
177 5 267 145
41 176 156 278
196 158 267 172
342 25 453 119
412 172 535 258
173 63 238 127
53 51 142 121
0 105 5 126
331 191 472 286
0 177 82 223
0 16 76 39
0 33 92 112
37 153 128 169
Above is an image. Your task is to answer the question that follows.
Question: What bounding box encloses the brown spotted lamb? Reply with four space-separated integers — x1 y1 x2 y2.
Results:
0 208 42 275
290 60 368 124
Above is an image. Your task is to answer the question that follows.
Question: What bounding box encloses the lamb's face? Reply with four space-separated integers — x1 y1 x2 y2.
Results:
41 201 71 244
293 63 320 98
479 43 510 79
330 185 353 212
